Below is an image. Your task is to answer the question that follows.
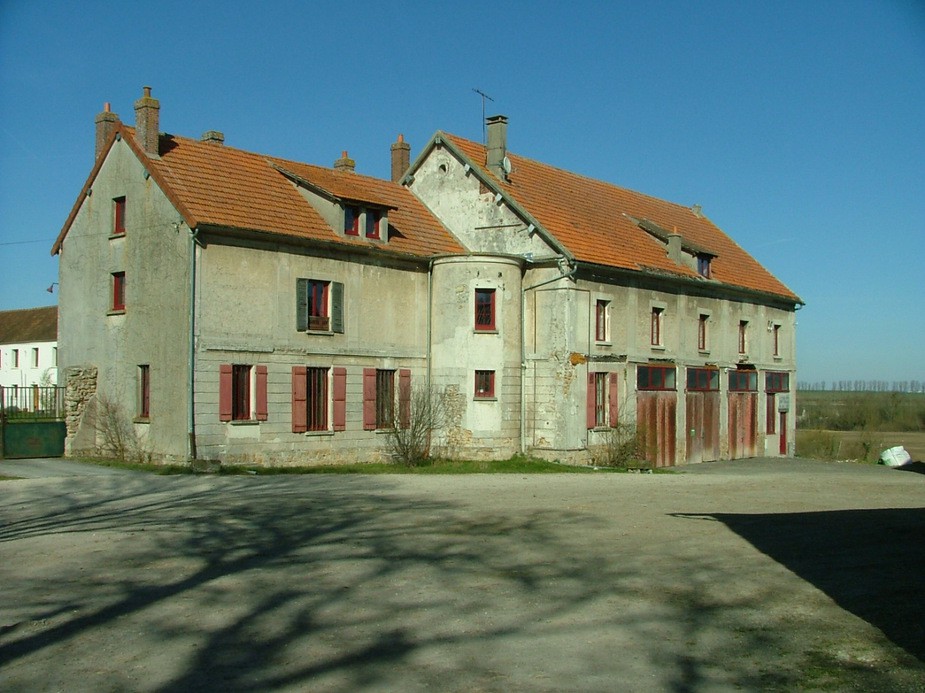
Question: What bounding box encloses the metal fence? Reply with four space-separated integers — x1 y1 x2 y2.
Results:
0 385 66 420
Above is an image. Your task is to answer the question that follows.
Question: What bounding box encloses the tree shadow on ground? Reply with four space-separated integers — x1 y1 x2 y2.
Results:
703 508 925 662
1 475 922 691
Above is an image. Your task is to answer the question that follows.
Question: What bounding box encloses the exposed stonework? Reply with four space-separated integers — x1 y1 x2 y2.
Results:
64 366 97 456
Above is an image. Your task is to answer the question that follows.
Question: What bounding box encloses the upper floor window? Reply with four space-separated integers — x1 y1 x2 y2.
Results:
31 348 39 368
344 205 360 236
637 365 676 391
111 272 126 312
772 324 781 356
650 307 664 346
296 278 344 333
697 314 709 351
595 299 610 342
113 197 126 235
738 320 748 354
12 349 19 368
475 288 496 331
686 367 719 391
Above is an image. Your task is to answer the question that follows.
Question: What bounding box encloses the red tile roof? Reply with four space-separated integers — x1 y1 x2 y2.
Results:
54 126 463 258
0 306 57 344
443 134 801 303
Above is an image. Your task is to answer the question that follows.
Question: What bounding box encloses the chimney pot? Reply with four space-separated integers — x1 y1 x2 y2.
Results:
390 133 411 183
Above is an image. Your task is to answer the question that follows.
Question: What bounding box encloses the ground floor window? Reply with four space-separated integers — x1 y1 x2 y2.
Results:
137 364 150 419
587 371 619 429
686 367 719 391
220 364 268 422
765 371 790 434
474 370 495 399
728 369 758 392
637 365 676 391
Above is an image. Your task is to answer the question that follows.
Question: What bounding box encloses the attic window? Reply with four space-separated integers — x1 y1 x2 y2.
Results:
697 255 712 278
366 209 381 239
344 206 360 236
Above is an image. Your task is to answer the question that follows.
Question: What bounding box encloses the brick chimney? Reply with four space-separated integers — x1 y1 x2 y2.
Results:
133 86 160 157
200 130 225 145
334 150 355 173
94 102 120 161
486 114 508 179
390 134 411 182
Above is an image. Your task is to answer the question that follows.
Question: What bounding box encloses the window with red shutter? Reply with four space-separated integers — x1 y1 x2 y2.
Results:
333 367 346 431
292 366 308 433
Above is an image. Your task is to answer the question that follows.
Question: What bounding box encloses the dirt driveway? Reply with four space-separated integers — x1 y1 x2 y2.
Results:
1 458 923 692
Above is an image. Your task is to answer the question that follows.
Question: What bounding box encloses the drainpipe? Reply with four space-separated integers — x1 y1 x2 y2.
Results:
520 258 578 454
426 260 434 391
188 227 200 460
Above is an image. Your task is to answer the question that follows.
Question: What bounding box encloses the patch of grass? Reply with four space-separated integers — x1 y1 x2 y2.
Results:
75 455 635 475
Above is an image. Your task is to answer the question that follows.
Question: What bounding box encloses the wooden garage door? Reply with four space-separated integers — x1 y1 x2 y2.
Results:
637 391 677 467
728 392 758 459
686 391 721 464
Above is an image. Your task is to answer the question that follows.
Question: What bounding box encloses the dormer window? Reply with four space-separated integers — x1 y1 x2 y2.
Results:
344 206 360 236
697 254 712 278
366 209 381 239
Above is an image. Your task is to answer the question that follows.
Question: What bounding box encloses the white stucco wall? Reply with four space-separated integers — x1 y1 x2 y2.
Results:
0 340 57 389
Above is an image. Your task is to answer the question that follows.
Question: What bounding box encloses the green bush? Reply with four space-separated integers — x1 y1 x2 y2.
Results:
796 430 840 460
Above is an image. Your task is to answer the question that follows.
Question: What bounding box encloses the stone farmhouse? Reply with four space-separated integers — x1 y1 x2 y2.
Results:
0 306 58 393
52 87 802 466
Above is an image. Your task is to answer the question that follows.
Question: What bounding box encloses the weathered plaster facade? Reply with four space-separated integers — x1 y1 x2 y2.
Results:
54 90 800 467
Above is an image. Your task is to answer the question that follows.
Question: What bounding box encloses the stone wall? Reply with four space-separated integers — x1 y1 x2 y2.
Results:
64 366 97 456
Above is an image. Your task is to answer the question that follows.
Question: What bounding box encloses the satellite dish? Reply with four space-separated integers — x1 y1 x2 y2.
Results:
502 156 512 175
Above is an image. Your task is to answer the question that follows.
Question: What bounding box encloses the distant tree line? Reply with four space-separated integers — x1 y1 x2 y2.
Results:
797 380 924 393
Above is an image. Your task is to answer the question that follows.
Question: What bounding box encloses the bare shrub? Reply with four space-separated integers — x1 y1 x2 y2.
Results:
91 395 148 463
592 422 647 468
385 384 449 467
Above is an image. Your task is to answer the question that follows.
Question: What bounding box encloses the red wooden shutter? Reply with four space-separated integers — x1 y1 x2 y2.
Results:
292 366 307 432
333 367 346 431
255 366 268 421
586 371 596 429
362 368 376 430
609 373 619 428
399 369 411 429
219 364 233 421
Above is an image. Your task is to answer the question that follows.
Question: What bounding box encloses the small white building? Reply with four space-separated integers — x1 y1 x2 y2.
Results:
0 306 58 394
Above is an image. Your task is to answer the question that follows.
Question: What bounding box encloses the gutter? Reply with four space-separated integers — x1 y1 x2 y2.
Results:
520 258 578 454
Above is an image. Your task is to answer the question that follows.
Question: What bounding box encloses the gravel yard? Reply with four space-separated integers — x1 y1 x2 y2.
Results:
1 457 923 691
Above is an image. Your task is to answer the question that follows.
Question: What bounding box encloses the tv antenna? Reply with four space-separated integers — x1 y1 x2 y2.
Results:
473 88 494 143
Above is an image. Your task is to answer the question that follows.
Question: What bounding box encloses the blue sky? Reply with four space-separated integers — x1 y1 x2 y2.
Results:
1 0 922 385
